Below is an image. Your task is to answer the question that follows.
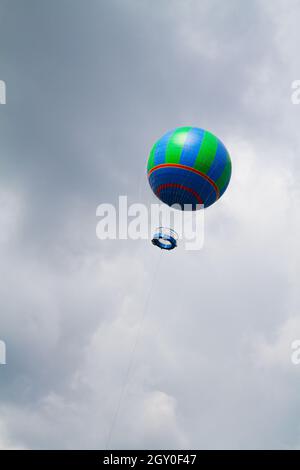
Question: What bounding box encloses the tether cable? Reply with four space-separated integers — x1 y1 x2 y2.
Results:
105 249 163 450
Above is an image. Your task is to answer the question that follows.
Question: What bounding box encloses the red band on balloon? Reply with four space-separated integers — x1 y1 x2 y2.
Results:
155 183 203 205
148 163 220 200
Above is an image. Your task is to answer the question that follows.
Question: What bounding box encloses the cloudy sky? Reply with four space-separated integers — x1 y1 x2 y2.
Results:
1 0 300 450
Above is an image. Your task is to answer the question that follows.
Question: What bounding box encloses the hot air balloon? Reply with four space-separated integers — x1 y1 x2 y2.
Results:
147 126 232 249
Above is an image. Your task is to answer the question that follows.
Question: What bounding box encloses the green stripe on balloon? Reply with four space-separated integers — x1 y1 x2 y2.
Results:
194 131 218 174
216 157 232 192
147 142 157 171
165 127 192 164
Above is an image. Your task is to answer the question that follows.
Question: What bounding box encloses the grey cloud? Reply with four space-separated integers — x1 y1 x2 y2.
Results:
0 0 300 450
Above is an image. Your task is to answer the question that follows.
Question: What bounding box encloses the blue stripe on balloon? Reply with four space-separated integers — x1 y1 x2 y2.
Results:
153 129 175 166
206 140 228 182
179 127 205 167
219 176 231 197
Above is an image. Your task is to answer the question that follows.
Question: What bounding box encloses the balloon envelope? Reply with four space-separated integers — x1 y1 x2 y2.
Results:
147 127 231 210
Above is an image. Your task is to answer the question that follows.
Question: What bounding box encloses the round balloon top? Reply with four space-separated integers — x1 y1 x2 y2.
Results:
147 127 231 210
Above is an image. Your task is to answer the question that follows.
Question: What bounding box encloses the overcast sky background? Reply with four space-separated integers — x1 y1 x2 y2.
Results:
1 0 300 450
